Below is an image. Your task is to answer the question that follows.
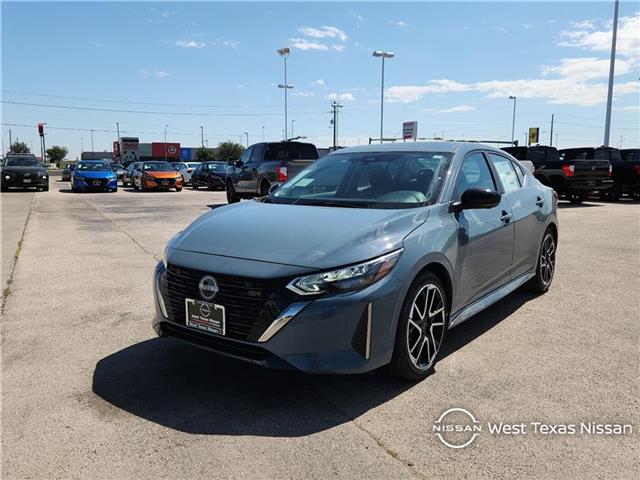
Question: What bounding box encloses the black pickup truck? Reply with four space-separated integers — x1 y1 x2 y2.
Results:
607 148 640 200
225 141 319 203
502 146 612 203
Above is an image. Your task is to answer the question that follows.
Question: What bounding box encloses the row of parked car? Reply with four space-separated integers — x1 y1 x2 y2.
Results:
502 145 640 203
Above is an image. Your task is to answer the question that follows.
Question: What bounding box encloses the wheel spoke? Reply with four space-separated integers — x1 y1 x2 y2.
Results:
406 283 446 370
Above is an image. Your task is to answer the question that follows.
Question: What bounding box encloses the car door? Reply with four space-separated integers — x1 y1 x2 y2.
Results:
191 163 203 185
487 152 544 277
453 151 515 307
235 146 255 192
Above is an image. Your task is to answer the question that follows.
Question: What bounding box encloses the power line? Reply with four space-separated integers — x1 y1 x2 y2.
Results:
1 100 325 117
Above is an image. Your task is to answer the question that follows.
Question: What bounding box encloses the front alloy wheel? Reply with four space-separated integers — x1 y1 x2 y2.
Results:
389 272 448 381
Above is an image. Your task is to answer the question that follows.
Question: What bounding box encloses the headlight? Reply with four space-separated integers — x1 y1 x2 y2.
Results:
287 249 403 296
162 245 169 268
4 175 10 180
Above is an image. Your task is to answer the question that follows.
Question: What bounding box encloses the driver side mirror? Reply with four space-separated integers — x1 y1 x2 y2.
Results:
455 188 501 211
268 183 281 194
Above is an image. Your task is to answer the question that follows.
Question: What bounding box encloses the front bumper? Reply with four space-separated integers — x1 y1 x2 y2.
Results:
2 175 49 188
143 178 183 189
152 260 404 374
73 176 117 190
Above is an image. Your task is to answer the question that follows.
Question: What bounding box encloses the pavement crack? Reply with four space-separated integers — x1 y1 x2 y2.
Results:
1 195 35 313
82 198 158 261
307 381 428 480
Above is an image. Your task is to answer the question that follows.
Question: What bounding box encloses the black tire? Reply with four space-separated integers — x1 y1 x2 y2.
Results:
133 179 140 191
192 183 199 190
569 192 584 204
1 186 7 192
41 185 49 192
175 187 182 192
388 272 449 381
207 180 214 191
226 181 240 203
527 229 557 293
260 180 270 197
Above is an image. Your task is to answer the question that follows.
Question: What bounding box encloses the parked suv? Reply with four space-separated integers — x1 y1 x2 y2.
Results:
225 141 319 203
606 148 640 201
502 146 612 203
1 154 49 191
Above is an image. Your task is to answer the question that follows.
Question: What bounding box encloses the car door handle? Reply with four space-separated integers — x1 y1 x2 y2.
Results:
500 211 512 224
536 197 544 207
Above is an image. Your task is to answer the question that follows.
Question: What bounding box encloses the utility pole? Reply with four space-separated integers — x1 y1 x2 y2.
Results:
509 96 517 144
262 126 265 142
291 120 295 139
116 122 120 140
200 126 204 148
90 130 95 158
8 129 12 152
550 114 554 146
330 101 343 149
164 125 168 163
603 0 619 147
243 132 249 147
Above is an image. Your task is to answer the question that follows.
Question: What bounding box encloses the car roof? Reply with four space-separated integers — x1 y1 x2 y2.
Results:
333 141 507 156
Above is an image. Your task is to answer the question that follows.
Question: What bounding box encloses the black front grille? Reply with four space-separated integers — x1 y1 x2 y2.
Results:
156 178 175 186
86 178 108 186
161 264 296 341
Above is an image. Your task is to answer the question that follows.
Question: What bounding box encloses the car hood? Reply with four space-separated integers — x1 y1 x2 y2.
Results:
75 170 114 178
170 201 429 270
3 166 47 174
146 171 180 179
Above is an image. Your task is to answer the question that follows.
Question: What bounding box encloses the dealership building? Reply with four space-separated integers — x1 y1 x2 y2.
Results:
111 137 214 165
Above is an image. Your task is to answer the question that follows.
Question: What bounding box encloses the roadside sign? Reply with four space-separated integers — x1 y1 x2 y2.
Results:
529 127 539 145
403 121 418 141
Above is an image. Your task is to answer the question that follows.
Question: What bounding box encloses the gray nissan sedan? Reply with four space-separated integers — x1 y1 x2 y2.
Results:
153 142 558 380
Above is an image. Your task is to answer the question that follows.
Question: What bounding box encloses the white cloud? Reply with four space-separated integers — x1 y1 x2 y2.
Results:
175 40 206 49
542 57 634 80
386 80 472 103
139 69 170 79
312 79 326 88
236 84 244 89
613 105 640 112
213 39 239 49
293 91 314 97
522 23 533 30
91 42 103 48
325 92 355 102
390 20 409 28
290 38 329 51
559 13 640 59
298 26 348 42
437 105 476 114
332 44 345 52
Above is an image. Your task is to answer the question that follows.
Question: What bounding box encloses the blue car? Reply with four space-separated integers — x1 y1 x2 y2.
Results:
71 160 118 192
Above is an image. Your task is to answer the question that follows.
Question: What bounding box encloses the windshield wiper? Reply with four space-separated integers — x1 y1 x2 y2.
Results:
298 199 371 208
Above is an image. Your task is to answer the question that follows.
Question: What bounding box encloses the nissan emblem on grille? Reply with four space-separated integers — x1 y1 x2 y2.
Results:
198 275 219 300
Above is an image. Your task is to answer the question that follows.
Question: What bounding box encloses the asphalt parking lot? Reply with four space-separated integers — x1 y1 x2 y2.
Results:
1 180 638 479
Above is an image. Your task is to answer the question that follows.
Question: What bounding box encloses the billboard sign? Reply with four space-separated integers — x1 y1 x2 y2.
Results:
403 121 418 141
151 142 180 159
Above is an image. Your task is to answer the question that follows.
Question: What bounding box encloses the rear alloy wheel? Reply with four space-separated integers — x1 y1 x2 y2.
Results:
528 230 556 293
389 272 448 381
226 181 240 203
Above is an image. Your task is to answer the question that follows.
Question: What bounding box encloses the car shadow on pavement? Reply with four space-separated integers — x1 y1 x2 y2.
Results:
92 288 537 437
557 202 601 209
92 337 413 436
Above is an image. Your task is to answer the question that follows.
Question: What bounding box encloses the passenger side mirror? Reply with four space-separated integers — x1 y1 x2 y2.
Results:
458 188 501 210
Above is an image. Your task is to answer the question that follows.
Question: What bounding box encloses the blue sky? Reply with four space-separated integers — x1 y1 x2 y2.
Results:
2 1 639 159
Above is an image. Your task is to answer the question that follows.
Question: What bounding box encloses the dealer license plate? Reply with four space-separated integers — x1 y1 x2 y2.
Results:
185 298 225 335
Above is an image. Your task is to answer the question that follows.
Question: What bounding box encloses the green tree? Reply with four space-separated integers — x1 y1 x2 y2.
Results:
46 145 69 166
196 147 215 162
215 142 245 162
10 141 30 153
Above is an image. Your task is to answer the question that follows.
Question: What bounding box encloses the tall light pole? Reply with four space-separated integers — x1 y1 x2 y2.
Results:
277 47 293 141
509 96 517 145
116 122 120 140
291 120 295 139
243 132 249 147
164 125 168 162
90 129 95 157
262 126 265 142
200 126 204 148
603 0 619 147
372 50 394 144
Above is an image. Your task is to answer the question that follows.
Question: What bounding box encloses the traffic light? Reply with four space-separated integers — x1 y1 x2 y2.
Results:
38 123 45 136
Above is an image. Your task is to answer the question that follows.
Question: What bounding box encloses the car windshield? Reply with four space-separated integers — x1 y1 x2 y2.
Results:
111 164 124 170
272 151 452 209
142 162 174 171
186 162 200 168
5 157 40 167
205 162 226 171
77 162 111 171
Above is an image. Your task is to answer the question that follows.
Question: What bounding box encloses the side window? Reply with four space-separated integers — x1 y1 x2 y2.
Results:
249 145 262 164
511 160 525 186
453 153 496 201
488 154 521 193
239 147 253 164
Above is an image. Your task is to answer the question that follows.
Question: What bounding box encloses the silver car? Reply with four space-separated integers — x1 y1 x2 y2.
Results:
171 162 199 185
153 142 558 380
